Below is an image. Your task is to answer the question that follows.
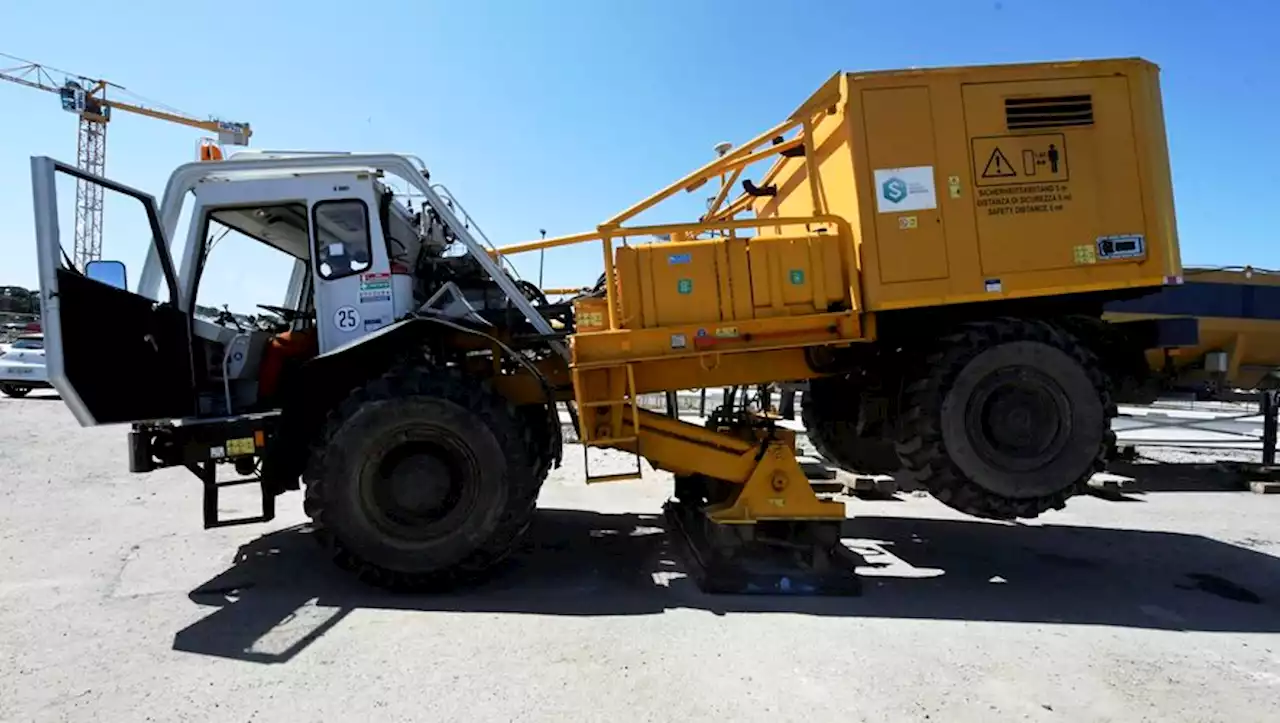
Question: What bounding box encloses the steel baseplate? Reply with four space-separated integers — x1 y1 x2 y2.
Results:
663 501 862 596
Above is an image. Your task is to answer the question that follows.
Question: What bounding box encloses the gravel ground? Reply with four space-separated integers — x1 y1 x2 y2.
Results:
2 393 1280 722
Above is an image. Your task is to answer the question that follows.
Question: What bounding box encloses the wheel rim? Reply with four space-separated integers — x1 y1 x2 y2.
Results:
965 367 1072 474
358 427 482 544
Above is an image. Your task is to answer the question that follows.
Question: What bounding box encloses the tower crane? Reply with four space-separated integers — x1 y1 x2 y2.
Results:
0 52 251 269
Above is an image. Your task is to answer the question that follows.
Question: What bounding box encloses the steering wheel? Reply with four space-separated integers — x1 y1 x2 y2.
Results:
256 304 312 323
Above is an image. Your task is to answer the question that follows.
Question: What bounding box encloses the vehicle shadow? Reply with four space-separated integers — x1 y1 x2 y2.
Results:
173 508 1280 664
1108 458 1250 493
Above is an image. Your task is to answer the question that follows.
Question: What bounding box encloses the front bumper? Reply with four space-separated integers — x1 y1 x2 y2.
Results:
0 363 48 384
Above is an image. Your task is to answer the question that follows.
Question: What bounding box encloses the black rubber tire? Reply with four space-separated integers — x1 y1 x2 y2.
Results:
0 384 31 398
895 318 1114 520
801 378 901 475
303 366 542 591
517 403 557 486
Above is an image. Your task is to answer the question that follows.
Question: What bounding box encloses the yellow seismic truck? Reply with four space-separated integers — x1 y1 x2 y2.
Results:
33 57 1192 594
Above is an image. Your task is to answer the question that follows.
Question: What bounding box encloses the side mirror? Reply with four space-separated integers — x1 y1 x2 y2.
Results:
85 259 128 291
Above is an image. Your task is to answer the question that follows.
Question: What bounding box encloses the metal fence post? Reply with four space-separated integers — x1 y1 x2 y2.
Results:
1263 390 1277 467
779 386 796 420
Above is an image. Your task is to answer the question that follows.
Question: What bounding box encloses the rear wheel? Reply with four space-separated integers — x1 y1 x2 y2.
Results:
895 318 1113 519
802 376 901 475
0 384 31 398
303 366 542 591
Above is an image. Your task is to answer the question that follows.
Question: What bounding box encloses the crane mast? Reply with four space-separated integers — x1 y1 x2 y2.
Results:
0 53 251 269
73 87 107 268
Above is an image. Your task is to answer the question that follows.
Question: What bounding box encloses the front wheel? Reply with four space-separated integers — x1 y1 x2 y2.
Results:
303 367 542 591
0 384 31 398
896 319 1113 520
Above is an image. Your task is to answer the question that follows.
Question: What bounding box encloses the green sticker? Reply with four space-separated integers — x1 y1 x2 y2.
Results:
789 269 805 285
677 278 693 294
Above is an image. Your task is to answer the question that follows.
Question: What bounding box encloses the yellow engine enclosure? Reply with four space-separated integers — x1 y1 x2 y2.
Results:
757 57 1181 311
607 57 1181 336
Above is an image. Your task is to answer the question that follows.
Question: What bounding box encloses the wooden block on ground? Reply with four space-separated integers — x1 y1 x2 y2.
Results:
1087 476 1133 492
799 457 837 480
809 481 845 495
847 476 877 493
845 475 897 499
1248 481 1280 495
874 478 898 496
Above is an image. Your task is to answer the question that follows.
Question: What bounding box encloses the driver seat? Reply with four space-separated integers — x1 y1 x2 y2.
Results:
257 328 318 405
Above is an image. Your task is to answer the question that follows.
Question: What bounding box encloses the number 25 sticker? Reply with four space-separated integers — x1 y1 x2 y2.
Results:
334 305 360 332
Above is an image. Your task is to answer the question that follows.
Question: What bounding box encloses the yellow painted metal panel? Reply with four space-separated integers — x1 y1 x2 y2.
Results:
963 76 1146 278
726 237 753 321
616 246 642 328
861 86 949 283
640 241 721 326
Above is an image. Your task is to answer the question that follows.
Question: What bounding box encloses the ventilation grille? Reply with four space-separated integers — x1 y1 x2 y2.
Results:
1005 95 1094 130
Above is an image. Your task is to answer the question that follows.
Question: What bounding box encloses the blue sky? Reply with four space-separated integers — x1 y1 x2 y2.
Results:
2 0 1277 312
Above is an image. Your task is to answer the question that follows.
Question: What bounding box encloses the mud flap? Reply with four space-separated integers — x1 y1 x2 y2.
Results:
663 501 862 596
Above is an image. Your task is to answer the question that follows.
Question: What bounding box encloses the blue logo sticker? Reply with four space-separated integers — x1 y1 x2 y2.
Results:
668 253 692 265
882 177 908 204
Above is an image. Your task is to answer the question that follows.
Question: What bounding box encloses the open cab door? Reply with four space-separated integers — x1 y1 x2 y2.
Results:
31 157 196 425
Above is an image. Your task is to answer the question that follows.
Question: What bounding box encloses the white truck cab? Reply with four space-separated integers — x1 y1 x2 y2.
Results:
31 152 557 428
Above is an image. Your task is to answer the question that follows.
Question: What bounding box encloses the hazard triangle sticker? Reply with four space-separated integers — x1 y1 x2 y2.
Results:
982 147 1017 179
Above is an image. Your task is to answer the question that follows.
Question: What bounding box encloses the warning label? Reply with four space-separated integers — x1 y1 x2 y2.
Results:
975 183 1072 217
972 133 1068 188
982 148 1017 179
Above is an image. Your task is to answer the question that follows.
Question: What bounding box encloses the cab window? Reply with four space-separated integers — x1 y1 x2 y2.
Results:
313 200 372 280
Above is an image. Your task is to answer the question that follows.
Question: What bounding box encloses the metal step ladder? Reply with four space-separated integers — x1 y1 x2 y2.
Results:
579 364 644 483
187 459 276 529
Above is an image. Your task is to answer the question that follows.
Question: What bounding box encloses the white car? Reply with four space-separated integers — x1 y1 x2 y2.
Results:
0 334 49 398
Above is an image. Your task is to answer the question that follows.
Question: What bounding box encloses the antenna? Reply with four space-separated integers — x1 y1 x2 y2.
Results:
538 229 547 289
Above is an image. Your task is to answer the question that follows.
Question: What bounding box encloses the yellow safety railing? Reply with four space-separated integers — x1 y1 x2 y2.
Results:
493 90 857 333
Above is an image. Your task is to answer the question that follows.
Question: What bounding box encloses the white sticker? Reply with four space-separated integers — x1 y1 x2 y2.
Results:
985 279 1003 293
334 305 360 331
1095 234 1146 260
670 333 687 349
873 166 937 213
328 242 346 256
359 290 391 304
